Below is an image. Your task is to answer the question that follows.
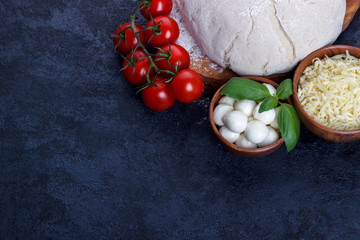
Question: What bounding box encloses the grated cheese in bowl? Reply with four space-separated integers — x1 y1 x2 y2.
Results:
298 51 360 131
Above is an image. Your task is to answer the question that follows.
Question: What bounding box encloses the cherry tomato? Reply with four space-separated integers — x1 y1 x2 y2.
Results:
122 50 155 86
140 0 173 20
113 23 146 55
142 76 175 111
169 69 204 103
155 44 190 77
144 16 179 47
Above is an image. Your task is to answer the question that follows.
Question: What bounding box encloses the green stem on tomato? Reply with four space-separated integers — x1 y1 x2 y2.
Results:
129 1 175 83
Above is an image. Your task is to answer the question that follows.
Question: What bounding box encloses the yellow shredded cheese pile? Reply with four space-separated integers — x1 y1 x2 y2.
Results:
298 51 360 131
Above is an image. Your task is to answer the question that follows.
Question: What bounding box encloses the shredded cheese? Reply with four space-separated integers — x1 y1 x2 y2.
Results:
298 51 360 131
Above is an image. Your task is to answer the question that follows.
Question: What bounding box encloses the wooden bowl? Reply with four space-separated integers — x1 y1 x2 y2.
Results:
209 76 288 158
292 45 360 142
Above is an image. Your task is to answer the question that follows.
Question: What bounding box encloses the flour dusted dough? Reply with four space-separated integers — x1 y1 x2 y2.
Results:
174 0 346 75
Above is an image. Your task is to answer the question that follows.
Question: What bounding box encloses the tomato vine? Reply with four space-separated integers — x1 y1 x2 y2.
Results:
112 0 204 111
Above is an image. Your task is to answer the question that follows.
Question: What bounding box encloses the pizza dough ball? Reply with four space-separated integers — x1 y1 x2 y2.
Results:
175 0 345 75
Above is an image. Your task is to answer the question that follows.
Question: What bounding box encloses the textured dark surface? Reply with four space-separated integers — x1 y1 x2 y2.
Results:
1 1 360 239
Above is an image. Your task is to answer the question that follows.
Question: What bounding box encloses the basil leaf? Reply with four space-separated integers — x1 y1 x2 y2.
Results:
259 96 278 113
220 77 271 101
276 78 293 100
278 103 300 152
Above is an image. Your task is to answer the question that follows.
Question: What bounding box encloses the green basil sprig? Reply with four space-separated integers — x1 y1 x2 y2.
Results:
276 78 293 100
260 96 278 113
220 78 271 101
220 77 300 152
277 103 300 152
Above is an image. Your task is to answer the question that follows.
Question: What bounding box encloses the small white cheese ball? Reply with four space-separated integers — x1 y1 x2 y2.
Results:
263 83 276 96
253 102 276 125
219 126 240 143
270 107 280 129
213 104 233 126
234 100 256 117
223 110 248 133
219 96 235 106
235 134 257 149
258 126 280 148
245 120 269 144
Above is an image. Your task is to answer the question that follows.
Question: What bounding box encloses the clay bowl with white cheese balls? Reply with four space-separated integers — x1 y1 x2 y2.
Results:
209 76 292 158
292 45 360 142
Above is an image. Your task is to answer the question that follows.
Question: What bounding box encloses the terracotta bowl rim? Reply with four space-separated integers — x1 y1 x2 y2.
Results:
292 44 360 136
209 76 286 156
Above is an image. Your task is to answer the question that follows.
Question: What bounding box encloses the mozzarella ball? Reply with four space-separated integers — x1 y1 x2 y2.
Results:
258 127 280 148
223 110 248 133
253 102 276 125
270 107 280 129
263 83 276 96
219 96 235 106
235 134 257 149
213 104 233 126
245 120 269 144
234 99 256 117
219 126 240 143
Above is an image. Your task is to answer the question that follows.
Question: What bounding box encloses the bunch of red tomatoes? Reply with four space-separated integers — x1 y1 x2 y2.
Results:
112 0 204 111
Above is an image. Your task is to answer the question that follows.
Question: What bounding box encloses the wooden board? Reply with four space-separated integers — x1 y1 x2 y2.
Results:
193 0 360 94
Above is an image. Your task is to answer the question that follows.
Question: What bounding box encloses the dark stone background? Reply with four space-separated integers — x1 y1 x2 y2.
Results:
1 1 360 239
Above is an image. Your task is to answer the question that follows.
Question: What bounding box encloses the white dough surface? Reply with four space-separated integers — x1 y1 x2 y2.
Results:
174 0 346 75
